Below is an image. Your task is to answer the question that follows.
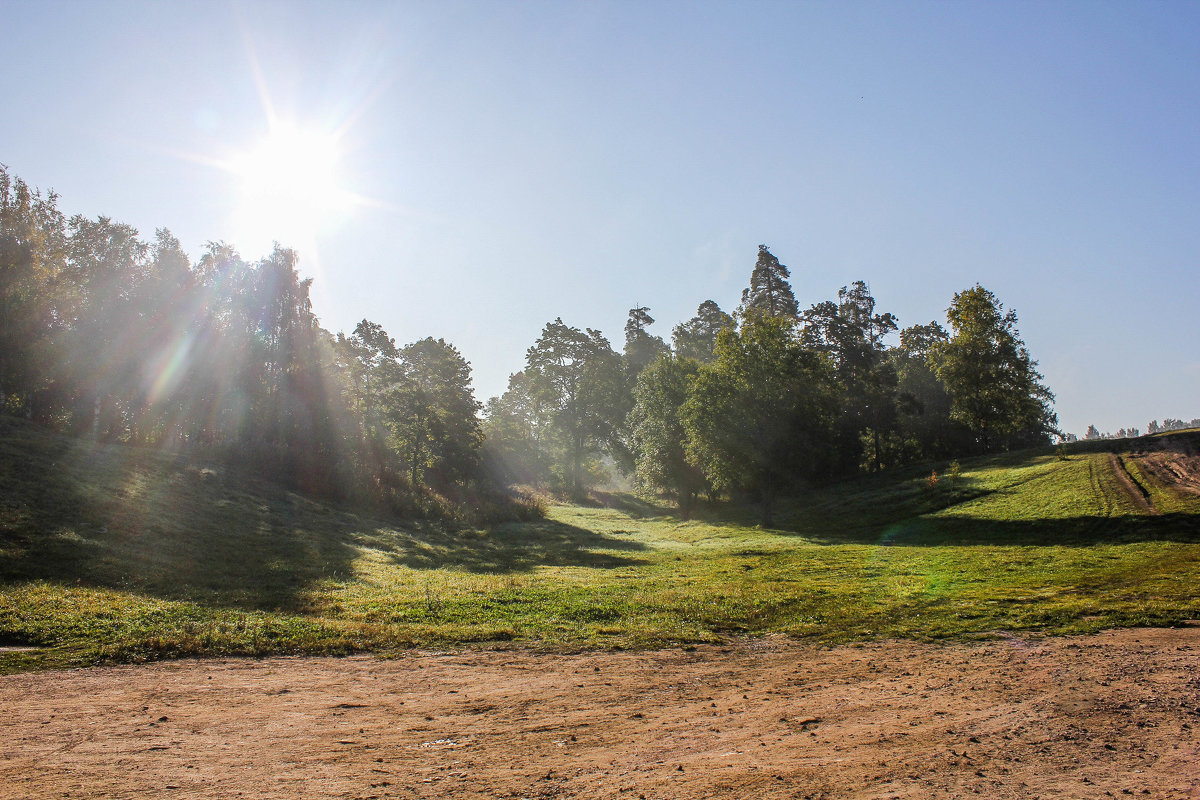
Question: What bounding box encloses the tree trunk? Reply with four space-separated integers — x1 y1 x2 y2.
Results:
92 395 102 439
411 407 423 487
572 431 584 499
678 487 692 520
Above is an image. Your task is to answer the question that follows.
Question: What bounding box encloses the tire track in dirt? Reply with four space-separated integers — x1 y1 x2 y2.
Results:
1088 456 1114 517
1109 453 1158 515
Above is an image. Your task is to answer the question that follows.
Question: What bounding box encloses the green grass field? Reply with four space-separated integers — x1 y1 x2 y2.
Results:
2 417 1198 672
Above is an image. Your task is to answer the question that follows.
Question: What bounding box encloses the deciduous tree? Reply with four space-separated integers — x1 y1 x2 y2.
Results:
387 337 482 488
683 314 836 523
802 281 900 472
628 355 705 515
931 285 1057 452
526 318 626 496
671 300 733 363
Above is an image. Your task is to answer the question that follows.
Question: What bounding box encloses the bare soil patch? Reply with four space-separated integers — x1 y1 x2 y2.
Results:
1132 432 1200 497
4 628 1200 799
1139 451 1200 497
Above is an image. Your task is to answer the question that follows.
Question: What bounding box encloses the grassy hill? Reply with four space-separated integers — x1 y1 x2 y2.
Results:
2 416 1199 671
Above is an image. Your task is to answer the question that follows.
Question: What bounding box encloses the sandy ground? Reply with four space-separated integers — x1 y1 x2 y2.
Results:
3 627 1200 800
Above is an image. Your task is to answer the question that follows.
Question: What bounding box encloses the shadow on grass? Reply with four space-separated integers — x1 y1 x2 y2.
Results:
795 512 1200 547
577 468 1200 548
614 474 1000 536
0 419 645 612
364 518 647 573
581 490 675 519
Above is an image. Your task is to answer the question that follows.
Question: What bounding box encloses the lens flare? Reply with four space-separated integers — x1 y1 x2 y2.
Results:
226 124 355 259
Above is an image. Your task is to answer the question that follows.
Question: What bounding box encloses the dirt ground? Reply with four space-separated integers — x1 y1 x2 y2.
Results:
3 627 1199 800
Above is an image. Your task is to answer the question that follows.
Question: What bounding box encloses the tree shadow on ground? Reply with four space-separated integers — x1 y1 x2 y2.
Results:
364 518 647 573
577 474 1200 548
609 474 1000 535
0 420 645 613
792 512 1200 547
579 490 675 519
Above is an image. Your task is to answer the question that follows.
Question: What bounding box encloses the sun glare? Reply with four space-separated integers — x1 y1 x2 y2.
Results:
227 125 354 258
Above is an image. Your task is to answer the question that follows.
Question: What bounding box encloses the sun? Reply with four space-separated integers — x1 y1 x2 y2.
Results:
226 124 355 258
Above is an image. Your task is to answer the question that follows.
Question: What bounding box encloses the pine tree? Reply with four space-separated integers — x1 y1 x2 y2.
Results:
623 305 669 376
739 244 798 319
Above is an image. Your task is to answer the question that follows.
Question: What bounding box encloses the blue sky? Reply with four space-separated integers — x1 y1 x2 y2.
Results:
3 0 1198 436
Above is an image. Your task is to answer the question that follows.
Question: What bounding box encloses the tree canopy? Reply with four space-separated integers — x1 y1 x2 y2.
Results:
2 167 1063 519
0 164 496 520
483 246 1059 510
671 300 733 363
931 285 1057 452
683 313 837 522
739 244 798 320
524 318 627 497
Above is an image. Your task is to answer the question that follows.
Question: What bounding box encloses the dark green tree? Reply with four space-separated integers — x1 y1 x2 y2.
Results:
482 371 555 486
339 320 398 421
931 285 1057 452
890 321 969 460
623 305 669 376
802 281 900 472
332 319 400 481
388 337 483 488
739 244 798 319
128 228 194 444
59 215 150 439
525 317 626 496
683 314 836 523
0 165 66 417
671 300 734 363
628 355 706 515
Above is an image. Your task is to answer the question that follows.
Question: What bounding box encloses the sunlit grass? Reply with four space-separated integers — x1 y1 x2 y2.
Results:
2 417 1199 672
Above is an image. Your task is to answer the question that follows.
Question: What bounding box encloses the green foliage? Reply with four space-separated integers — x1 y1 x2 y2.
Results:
481 371 555 486
0 165 66 417
628 356 705 514
0 167 487 511
524 318 629 496
671 299 733 363
683 314 837 522
387 337 482 488
623 305 669 376
891 321 970 460
802 281 900 473
738 244 799 320
931 285 1057 452
486 252 1061 515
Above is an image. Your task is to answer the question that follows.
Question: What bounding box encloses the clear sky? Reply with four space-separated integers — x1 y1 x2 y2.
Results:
3 0 1198 436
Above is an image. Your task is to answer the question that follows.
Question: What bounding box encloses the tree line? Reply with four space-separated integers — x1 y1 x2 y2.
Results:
2 165 1057 522
1076 418 1200 441
485 244 1057 520
0 165 513 521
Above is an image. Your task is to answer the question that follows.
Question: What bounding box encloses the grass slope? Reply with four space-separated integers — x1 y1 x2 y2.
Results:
2 418 1199 671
